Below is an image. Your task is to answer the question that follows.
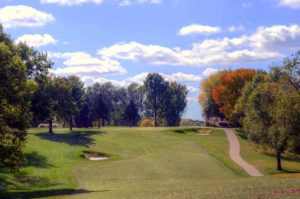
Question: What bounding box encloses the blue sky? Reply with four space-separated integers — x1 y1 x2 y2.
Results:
1 0 300 120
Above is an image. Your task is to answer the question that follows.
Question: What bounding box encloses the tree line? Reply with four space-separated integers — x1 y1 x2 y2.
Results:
199 54 300 170
0 26 188 172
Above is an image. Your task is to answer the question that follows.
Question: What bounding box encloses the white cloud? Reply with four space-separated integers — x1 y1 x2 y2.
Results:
178 24 221 36
202 68 219 77
41 0 103 6
80 72 201 89
49 51 127 75
187 86 198 93
228 25 245 32
0 5 54 28
279 0 300 9
99 25 300 67
161 72 202 82
118 0 162 6
40 0 161 6
16 34 57 47
187 97 198 103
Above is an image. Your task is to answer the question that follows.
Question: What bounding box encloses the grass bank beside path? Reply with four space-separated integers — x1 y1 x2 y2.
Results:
0 127 299 199
236 130 300 177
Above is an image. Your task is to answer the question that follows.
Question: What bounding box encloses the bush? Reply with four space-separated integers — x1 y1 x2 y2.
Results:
140 119 154 127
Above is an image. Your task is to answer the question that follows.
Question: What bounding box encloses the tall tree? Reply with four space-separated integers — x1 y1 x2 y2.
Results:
127 83 145 116
123 100 140 127
0 42 35 172
144 73 168 127
65 76 85 130
163 82 188 126
198 71 226 125
243 82 300 170
31 76 71 134
212 69 256 119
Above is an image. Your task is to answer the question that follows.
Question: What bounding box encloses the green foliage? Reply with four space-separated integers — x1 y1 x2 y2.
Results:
31 76 72 133
162 82 188 126
144 73 168 127
123 100 140 126
0 42 35 172
65 76 85 130
243 82 300 170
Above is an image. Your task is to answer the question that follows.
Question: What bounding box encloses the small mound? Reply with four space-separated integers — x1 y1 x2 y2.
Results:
82 150 110 161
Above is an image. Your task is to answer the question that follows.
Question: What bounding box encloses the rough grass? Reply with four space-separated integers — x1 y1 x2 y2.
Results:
0 127 299 199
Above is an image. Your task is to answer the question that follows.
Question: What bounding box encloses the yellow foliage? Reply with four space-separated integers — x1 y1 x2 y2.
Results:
140 119 154 127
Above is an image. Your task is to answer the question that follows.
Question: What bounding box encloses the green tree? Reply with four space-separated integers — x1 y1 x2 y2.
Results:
232 72 267 126
0 43 35 172
65 76 85 130
31 76 71 134
144 73 168 127
124 100 140 126
243 82 300 170
163 82 188 126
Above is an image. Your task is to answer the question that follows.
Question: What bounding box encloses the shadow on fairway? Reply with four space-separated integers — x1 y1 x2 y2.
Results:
25 152 54 168
35 130 103 147
173 128 199 134
0 188 101 199
0 174 58 192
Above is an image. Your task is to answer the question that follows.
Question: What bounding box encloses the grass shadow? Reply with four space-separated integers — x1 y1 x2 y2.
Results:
0 174 58 191
25 152 54 168
0 188 100 199
35 130 103 147
173 128 199 134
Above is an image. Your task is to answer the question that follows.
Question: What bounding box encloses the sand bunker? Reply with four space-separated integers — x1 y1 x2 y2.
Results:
83 150 109 161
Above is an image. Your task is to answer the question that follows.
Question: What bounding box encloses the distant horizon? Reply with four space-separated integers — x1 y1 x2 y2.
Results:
1 0 300 120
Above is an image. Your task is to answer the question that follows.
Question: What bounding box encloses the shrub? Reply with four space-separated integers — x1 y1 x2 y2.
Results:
140 119 154 127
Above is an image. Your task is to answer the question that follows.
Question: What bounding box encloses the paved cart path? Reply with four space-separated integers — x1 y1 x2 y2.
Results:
224 129 263 177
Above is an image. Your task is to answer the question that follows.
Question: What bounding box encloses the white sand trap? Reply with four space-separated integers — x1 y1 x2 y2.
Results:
89 156 108 161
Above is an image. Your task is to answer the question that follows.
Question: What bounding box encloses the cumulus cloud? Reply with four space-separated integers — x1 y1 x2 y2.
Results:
0 5 54 28
99 25 300 66
178 24 221 36
40 0 161 6
279 0 300 9
49 51 127 75
202 68 219 77
228 25 245 32
162 72 202 82
16 34 57 47
80 72 202 90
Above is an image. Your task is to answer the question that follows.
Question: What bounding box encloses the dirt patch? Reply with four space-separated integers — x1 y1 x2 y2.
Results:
263 188 300 197
82 150 110 161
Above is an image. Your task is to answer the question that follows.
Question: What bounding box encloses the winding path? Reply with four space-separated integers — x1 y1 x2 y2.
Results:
224 129 263 177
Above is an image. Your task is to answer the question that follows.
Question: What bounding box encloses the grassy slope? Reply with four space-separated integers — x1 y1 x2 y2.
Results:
0 127 299 199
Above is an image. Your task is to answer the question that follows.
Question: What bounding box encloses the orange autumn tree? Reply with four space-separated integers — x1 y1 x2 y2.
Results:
212 69 256 119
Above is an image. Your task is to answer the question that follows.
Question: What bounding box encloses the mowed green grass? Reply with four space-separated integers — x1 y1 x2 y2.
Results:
0 127 300 199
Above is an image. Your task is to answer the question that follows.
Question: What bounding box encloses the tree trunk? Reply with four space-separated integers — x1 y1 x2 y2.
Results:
102 119 105 127
49 119 53 134
276 151 282 170
154 110 158 127
98 118 101 128
69 117 73 131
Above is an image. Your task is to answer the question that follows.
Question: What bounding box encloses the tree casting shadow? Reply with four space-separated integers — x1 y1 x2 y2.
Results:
35 130 103 147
